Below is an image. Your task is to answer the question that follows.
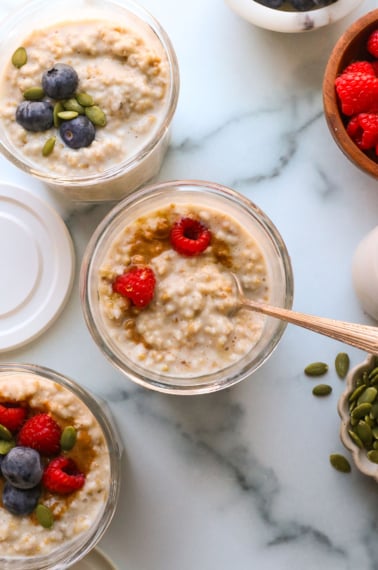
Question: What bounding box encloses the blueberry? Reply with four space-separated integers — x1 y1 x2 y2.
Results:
16 100 53 132
59 115 96 149
3 481 41 516
42 63 78 99
2 447 43 489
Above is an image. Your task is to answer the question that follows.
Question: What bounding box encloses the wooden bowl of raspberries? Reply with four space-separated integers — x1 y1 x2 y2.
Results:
323 9 378 178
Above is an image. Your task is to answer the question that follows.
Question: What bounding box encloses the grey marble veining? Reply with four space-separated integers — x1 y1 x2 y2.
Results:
0 0 378 569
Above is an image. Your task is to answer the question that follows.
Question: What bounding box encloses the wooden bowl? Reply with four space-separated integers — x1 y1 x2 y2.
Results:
323 9 378 178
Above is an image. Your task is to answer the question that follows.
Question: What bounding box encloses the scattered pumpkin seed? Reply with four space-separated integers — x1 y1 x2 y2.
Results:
57 110 78 120
367 450 378 464
0 440 14 455
76 92 94 107
329 453 351 473
335 352 350 379
11 46 27 68
36 504 54 529
0 424 13 441
85 105 106 127
312 384 332 397
23 86 45 101
63 98 85 114
304 362 328 377
357 386 378 405
53 101 64 128
60 426 77 451
42 136 56 157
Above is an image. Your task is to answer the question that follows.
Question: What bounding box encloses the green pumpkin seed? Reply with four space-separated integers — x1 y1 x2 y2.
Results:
335 352 350 379
369 370 378 385
348 429 364 449
351 402 372 420
372 426 378 440
53 101 64 128
12 46 27 68
312 384 332 397
85 105 106 127
373 441 378 450
348 384 366 404
370 403 378 419
0 440 14 455
63 98 85 114
36 504 54 529
57 110 78 120
357 386 378 405
356 421 373 447
329 453 351 473
76 92 94 107
42 136 56 157
368 367 378 380
23 86 45 101
304 362 328 377
0 424 13 441
60 426 77 451
367 450 378 464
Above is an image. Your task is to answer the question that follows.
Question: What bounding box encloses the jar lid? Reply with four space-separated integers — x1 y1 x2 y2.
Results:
0 183 74 352
70 548 117 569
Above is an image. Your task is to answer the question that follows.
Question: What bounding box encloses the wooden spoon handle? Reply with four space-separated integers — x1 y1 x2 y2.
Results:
242 299 378 353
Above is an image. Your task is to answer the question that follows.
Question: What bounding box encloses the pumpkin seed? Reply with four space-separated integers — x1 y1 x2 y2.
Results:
368 367 378 380
42 136 56 157
76 92 94 107
335 352 350 379
329 453 351 473
0 424 13 441
373 441 378 450
63 98 85 114
60 426 77 451
351 402 372 420
12 46 27 68
304 362 328 377
0 440 14 455
23 86 44 101
36 504 54 529
370 403 378 419
372 426 378 440
85 105 106 127
367 450 378 464
357 386 378 405
57 110 78 120
348 429 364 449
349 384 366 404
312 384 332 397
53 101 64 128
356 420 373 447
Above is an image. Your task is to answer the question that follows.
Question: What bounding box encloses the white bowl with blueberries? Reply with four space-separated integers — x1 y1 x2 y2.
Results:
225 0 365 32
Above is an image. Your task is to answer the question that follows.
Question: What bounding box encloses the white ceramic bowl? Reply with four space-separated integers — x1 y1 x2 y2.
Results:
225 0 365 32
338 353 378 481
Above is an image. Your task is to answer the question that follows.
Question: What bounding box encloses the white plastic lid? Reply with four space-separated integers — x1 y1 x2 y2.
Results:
70 548 117 569
0 183 74 351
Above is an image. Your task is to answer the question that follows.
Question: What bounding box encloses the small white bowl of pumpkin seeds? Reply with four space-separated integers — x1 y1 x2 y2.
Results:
338 353 378 480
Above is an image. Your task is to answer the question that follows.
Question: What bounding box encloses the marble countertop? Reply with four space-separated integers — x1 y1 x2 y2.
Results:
1 0 378 569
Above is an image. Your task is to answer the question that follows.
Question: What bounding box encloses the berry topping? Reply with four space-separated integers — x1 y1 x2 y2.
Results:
18 413 61 456
2 481 41 516
16 100 53 132
367 29 378 59
42 456 85 495
170 217 212 257
59 115 96 149
112 266 156 308
335 72 378 116
0 404 26 432
2 446 43 489
41 63 78 99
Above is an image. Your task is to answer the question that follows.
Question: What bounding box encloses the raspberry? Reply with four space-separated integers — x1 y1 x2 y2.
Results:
170 217 211 257
342 61 376 76
112 266 156 308
0 404 26 432
335 72 378 116
356 113 378 149
18 413 61 456
42 456 85 494
367 29 378 58
346 115 364 148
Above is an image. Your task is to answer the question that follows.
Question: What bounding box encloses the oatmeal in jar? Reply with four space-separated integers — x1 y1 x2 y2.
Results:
98 203 270 377
0 371 110 557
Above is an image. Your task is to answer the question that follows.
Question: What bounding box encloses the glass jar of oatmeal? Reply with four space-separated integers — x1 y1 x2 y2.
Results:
0 363 122 570
80 179 294 395
0 0 179 202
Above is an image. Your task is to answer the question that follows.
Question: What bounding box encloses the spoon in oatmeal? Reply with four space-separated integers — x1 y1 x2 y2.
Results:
230 273 378 353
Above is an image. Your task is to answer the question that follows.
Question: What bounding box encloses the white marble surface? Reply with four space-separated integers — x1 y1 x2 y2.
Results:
1 0 378 569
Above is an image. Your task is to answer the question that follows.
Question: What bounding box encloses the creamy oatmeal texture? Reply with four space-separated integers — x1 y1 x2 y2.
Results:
0 372 110 557
98 204 270 377
0 18 169 177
